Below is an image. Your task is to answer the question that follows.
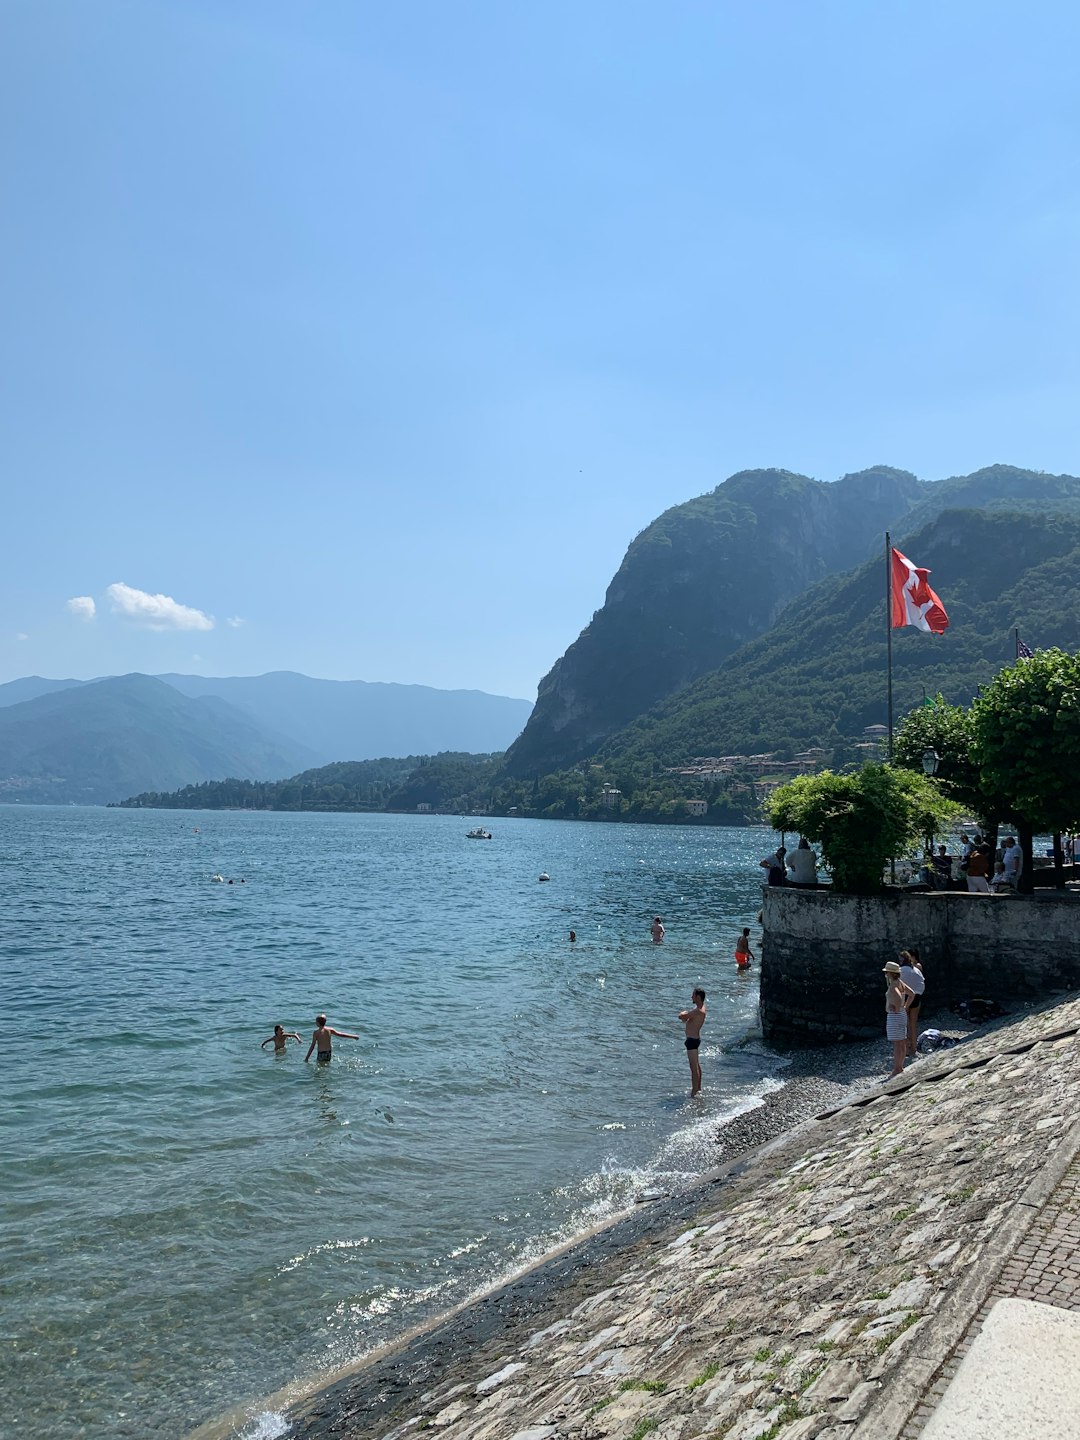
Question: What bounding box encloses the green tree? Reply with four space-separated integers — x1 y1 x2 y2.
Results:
893 695 1013 827
970 650 1080 888
768 763 956 894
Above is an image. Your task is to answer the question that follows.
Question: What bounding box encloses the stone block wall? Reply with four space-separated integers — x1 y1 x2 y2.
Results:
760 886 1080 1045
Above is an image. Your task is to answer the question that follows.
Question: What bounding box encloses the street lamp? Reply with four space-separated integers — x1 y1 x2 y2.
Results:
921 748 940 777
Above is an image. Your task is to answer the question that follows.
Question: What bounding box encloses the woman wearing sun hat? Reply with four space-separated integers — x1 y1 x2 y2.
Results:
883 960 913 1078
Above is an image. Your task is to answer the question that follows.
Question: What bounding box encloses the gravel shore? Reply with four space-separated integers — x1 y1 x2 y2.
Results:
284 994 1080 1440
283 1024 912 1436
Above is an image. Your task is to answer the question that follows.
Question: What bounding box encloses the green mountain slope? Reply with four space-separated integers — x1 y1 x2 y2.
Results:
501 466 925 776
601 508 1080 765
0 674 315 804
503 464 1080 779
897 464 1080 535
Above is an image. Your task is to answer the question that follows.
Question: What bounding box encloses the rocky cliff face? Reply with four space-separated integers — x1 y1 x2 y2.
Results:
501 466 924 776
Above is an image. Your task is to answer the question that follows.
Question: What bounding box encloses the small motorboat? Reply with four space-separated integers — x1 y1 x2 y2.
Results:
538 872 550 882
466 827 493 840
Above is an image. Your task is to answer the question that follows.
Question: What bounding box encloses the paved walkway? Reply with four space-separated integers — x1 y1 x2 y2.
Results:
901 1147 1080 1438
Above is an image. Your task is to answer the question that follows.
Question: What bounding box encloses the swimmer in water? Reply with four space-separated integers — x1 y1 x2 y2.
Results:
305 1014 359 1063
678 987 707 1096
261 1024 301 1051
651 916 665 944
569 930 577 943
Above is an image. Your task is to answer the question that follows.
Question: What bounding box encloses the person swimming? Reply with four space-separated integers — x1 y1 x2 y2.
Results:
261 1024 301 1052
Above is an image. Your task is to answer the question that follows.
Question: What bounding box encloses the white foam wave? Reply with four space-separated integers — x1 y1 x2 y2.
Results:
237 1411 290 1439
279 1237 374 1273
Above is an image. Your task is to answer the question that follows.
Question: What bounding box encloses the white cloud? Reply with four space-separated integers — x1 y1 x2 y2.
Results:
66 596 97 621
16 632 29 641
106 581 214 631
226 616 245 628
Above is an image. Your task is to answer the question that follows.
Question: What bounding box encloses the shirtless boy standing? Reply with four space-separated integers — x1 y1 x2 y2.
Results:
651 916 666 944
678 988 707 1096
261 1024 301 1051
305 1014 359 1063
735 928 755 969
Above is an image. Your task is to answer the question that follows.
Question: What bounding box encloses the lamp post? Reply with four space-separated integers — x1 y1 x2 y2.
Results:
921 749 941 865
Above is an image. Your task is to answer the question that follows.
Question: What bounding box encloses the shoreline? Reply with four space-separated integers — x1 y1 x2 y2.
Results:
206 1030 903 1439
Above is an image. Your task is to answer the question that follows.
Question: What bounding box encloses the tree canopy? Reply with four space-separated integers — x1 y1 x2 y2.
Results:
768 763 956 893
971 650 1080 835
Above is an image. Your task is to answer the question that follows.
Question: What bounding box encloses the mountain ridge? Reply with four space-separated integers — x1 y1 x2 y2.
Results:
0 674 315 804
502 464 1080 778
501 465 926 776
0 670 534 775
599 505 1080 768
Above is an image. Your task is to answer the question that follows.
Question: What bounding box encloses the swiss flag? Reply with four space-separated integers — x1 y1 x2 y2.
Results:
891 548 949 634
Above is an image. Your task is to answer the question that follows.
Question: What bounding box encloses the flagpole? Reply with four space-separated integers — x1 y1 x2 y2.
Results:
886 533 894 762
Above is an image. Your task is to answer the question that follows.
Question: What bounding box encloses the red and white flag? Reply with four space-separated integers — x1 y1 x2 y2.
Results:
891 548 949 634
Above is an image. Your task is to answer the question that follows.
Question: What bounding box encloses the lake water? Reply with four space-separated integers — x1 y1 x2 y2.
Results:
1 807 785 1440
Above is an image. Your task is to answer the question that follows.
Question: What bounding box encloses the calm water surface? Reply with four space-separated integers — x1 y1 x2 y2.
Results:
1 808 783 1439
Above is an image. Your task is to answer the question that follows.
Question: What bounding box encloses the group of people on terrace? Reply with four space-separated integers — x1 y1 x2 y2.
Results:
921 832 1035 893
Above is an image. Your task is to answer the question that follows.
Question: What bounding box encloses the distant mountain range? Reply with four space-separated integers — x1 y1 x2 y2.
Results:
0 671 533 805
0 674 313 805
8 463 1079 815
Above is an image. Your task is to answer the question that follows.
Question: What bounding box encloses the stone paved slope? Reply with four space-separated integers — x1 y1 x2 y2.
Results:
291 995 1080 1440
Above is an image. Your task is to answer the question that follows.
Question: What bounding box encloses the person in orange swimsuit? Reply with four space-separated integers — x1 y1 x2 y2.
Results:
735 928 755 969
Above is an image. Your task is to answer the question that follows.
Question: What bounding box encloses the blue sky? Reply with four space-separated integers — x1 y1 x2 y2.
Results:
4 0 1080 697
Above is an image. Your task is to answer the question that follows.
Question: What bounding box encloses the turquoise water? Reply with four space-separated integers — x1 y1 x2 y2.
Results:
1 808 783 1440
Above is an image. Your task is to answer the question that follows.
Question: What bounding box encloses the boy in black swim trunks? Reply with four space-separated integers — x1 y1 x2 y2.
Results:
304 1014 359 1063
678 988 707 1096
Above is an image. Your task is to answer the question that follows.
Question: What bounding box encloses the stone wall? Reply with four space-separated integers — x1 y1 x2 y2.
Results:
760 886 1080 1044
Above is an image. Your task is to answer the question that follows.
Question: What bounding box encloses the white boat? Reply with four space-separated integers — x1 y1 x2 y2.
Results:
466 827 493 839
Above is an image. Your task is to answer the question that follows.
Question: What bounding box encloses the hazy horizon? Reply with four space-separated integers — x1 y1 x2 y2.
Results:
0 668 534 701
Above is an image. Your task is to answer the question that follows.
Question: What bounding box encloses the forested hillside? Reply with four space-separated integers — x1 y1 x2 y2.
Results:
601 508 1080 766
503 464 1080 779
118 753 501 812
0 675 312 804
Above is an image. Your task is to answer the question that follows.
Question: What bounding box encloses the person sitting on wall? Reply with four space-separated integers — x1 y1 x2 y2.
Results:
785 837 818 887
990 860 1012 893
931 844 953 889
759 847 787 886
